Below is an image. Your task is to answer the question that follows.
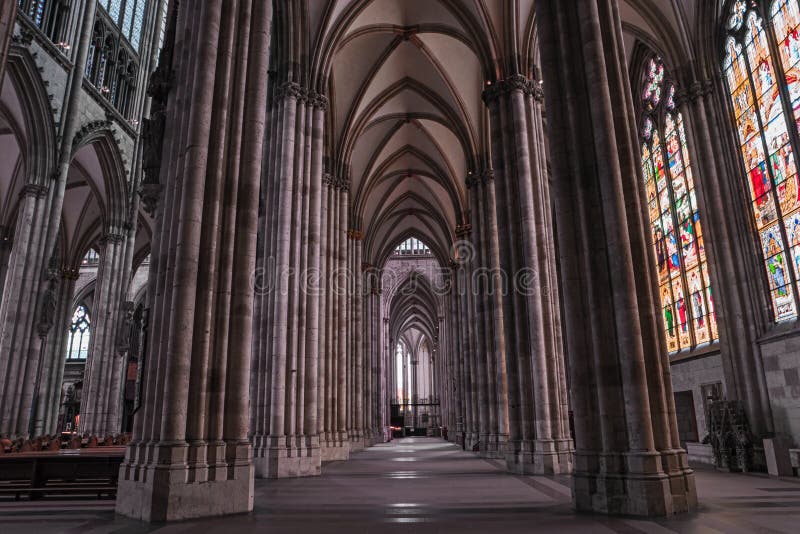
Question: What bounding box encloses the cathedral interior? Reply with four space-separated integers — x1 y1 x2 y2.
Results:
2 0 800 532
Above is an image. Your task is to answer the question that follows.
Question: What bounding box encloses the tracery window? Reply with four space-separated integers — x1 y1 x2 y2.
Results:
81 248 100 266
65 304 91 361
395 237 430 256
640 57 719 353
99 0 148 51
85 12 139 117
723 0 800 321
17 0 71 45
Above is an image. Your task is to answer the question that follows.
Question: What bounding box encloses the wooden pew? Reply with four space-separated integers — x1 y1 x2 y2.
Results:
0 447 124 500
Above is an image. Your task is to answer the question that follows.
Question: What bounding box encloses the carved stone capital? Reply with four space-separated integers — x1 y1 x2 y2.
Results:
455 223 472 238
505 74 530 93
310 92 329 111
279 82 305 101
332 174 351 192
139 182 163 217
99 232 126 246
62 268 80 281
482 75 539 104
20 184 48 199
348 229 364 241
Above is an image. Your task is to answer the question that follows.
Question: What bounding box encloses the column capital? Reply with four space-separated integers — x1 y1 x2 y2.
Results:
455 223 472 238
348 229 364 241
675 78 714 107
334 175 351 192
99 232 126 246
482 74 539 104
62 268 80 280
19 184 48 199
309 92 329 111
278 81 305 101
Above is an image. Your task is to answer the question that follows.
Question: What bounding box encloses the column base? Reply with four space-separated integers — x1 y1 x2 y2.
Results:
252 435 321 478
465 431 480 451
479 433 507 459
349 430 365 452
506 438 574 474
116 441 253 522
572 450 697 517
321 433 350 461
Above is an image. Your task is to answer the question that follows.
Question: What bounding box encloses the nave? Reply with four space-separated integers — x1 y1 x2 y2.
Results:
2 437 800 533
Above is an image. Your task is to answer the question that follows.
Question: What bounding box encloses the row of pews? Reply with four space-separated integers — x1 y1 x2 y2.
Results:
0 434 128 501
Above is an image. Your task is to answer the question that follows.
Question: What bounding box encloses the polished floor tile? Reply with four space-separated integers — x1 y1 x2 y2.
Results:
2 437 800 533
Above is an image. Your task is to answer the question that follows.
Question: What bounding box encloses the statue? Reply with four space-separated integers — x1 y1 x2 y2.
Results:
37 256 61 336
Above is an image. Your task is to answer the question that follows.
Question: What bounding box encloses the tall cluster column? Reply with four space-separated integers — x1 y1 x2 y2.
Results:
363 265 382 444
0 1 99 440
536 0 695 516
679 79 774 436
465 174 509 458
80 231 129 436
31 268 79 437
0 185 53 438
453 224 478 449
250 82 327 478
347 230 365 450
315 175 351 460
0 0 14 84
483 77 573 474
116 0 271 521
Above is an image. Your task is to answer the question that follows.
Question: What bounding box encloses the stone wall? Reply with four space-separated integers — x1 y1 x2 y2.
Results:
668 351 726 441
759 330 800 446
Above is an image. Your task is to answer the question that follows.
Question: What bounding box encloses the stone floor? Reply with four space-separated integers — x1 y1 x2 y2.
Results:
2 437 800 533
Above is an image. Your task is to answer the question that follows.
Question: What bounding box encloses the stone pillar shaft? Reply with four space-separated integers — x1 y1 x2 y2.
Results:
116 0 270 521
80 233 128 436
536 0 695 516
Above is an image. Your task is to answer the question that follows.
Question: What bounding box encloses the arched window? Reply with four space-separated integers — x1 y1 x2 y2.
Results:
82 248 100 266
65 304 91 361
722 0 800 322
394 237 430 256
99 0 148 52
86 2 145 116
18 1 71 44
640 57 719 353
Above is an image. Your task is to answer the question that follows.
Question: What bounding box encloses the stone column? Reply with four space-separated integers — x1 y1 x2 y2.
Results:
0 0 98 441
0 0 14 86
0 185 51 438
348 231 365 450
483 76 573 474
336 182 351 452
116 0 271 521
80 232 128 436
454 224 477 448
536 0 695 516
468 177 490 454
33 269 79 436
680 79 774 437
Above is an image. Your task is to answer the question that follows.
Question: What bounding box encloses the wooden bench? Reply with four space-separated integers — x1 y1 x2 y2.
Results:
0 448 124 500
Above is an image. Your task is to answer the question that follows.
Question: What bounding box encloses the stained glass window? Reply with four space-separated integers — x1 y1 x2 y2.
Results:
19 1 70 44
98 0 148 52
640 57 718 353
66 305 91 361
723 1 800 321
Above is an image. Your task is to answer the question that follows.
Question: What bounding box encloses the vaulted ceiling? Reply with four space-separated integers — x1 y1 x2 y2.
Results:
284 0 725 271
